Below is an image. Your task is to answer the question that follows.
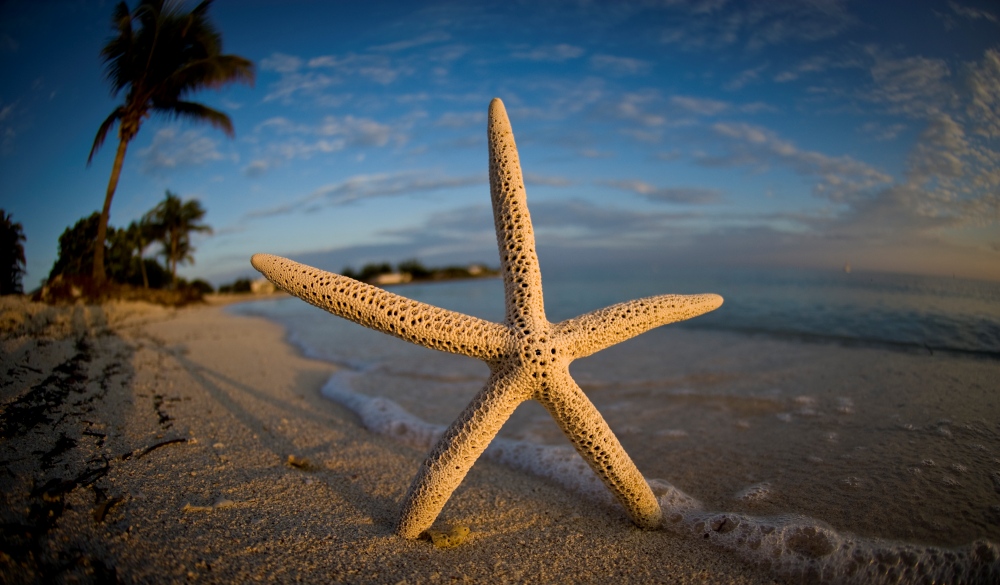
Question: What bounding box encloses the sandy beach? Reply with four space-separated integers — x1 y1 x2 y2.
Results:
1 296 778 584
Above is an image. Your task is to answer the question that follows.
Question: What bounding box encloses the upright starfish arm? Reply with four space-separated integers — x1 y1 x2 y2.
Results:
554 293 723 359
488 98 548 330
251 253 511 361
535 370 662 529
396 369 533 538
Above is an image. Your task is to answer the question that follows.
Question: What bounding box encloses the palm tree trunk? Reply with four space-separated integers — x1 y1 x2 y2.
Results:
170 232 178 290
139 249 149 289
93 137 130 284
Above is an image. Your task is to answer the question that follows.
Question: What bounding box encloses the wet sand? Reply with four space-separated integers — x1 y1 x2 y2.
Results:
0 297 776 584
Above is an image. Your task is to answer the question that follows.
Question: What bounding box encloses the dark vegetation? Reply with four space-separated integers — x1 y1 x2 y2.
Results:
21 0 250 304
17 3 493 307
20 0 251 306
0 210 27 295
341 258 498 284
217 278 252 294
38 192 213 306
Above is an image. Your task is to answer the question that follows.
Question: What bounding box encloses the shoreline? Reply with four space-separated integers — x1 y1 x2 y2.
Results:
1 298 776 584
233 293 1000 570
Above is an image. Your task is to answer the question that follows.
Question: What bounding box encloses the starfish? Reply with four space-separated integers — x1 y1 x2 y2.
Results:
251 98 723 539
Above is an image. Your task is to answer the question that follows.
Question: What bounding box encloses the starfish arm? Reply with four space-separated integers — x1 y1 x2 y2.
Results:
251 253 511 361
488 98 547 330
396 369 532 538
554 293 723 359
535 369 662 529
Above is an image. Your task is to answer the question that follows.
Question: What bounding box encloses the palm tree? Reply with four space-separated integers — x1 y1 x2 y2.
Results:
0 210 27 295
123 217 156 288
148 191 211 287
88 0 253 284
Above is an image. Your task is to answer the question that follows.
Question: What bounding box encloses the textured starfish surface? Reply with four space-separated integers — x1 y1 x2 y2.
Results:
251 98 723 539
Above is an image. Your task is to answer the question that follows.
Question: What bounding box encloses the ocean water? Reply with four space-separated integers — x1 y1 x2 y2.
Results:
231 268 1000 582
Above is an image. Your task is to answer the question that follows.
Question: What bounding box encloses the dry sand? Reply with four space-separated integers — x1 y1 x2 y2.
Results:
0 296 778 584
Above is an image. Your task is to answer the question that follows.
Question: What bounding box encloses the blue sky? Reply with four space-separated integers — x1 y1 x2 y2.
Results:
1 0 999 288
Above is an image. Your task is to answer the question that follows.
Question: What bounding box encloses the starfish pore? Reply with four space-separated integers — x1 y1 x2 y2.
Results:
251 98 723 539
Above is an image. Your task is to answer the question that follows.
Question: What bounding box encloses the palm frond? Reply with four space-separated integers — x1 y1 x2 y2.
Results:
88 107 125 165
182 2 222 55
169 55 255 96
100 2 136 95
156 100 234 137
93 0 250 161
191 0 214 19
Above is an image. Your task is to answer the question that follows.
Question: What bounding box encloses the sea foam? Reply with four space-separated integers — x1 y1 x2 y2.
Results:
321 372 1000 584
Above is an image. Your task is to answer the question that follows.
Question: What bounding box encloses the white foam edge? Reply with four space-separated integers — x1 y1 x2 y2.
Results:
321 372 999 584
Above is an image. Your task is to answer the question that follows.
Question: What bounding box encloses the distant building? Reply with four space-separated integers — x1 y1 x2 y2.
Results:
251 278 276 294
467 264 484 276
372 272 413 285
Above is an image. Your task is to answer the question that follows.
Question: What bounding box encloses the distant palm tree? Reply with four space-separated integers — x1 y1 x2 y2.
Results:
123 217 156 288
88 0 253 284
148 191 212 287
0 210 27 295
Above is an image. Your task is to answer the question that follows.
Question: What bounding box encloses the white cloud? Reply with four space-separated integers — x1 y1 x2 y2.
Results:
965 48 1000 139
704 122 893 202
261 50 417 104
502 78 606 122
860 121 907 141
604 179 722 204
307 52 412 84
615 92 667 127
659 0 855 52
435 111 485 128
262 70 339 104
244 115 403 176
774 56 832 82
318 115 396 147
590 54 650 75
670 95 729 116
898 112 1000 225
242 160 271 178
724 64 767 90
511 43 585 62
369 31 451 52
865 48 956 117
260 53 303 73
253 117 309 134
949 1 998 23
907 114 967 181
580 148 613 159
621 129 664 144
138 128 228 174
243 172 485 218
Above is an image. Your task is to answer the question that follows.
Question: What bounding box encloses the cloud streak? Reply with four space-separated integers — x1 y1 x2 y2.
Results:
511 43 585 62
243 172 485 219
702 122 893 202
138 128 229 174
603 180 722 204
244 114 405 176
659 0 855 52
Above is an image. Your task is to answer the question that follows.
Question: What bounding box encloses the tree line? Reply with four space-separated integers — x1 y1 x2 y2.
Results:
342 259 498 283
0 211 27 295
87 0 252 285
45 190 212 293
0 0 252 300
